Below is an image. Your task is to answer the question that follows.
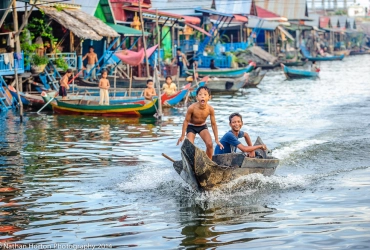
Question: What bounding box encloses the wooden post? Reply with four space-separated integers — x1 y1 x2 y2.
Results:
12 0 23 121
138 1 150 78
156 9 162 119
129 66 133 97
70 31 74 52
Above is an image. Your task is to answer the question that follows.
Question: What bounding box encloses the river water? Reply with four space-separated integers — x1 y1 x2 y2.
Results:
1 56 370 249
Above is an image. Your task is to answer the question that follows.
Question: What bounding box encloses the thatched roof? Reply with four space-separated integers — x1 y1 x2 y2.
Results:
63 8 118 38
39 7 119 40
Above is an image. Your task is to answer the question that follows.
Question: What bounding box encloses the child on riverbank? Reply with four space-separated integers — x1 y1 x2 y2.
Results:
177 86 223 159
59 69 72 100
214 113 266 157
98 70 110 105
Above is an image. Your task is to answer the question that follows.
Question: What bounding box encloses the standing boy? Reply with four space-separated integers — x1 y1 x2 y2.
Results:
172 48 189 77
99 70 110 105
177 86 223 159
83 46 99 81
214 113 266 157
59 69 72 100
143 79 157 102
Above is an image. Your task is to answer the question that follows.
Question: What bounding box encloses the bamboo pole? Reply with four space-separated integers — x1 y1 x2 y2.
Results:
114 66 117 97
12 0 23 122
129 66 132 97
138 0 151 78
155 9 162 119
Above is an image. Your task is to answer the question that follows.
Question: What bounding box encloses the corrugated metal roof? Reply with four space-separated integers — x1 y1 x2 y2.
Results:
304 13 320 27
256 0 308 20
150 0 213 16
247 17 278 31
256 6 280 18
330 16 339 28
319 16 330 28
337 16 347 28
214 0 254 15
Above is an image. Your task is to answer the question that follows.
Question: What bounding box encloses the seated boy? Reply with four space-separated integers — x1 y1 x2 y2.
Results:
143 79 157 102
214 113 266 157
177 86 223 159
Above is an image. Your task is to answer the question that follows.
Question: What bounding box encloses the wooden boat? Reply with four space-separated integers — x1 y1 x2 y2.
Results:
333 50 351 56
349 50 370 56
243 70 266 88
71 84 190 107
169 138 279 191
78 76 189 89
300 46 345 61
186 63 255 78
282 61 307 67
256 62 280 70
23 91 57 109
43 95 159 117
206 73 249 94
281 64 319 80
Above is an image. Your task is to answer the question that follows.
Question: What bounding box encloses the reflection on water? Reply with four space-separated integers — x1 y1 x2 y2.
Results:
1 55 370 248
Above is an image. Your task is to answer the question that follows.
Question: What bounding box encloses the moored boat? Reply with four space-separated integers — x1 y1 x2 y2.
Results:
281 64 319 80
186 62 255 78
206 73 249 94
42 95 159 117
333 50 351 56
300 46 345 61
169 138 279 191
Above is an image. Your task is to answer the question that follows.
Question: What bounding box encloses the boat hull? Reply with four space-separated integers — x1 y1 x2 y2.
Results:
46 97 159 117
207 73 249 93
187 64 254 78
173 138 279 191
282 64 319 79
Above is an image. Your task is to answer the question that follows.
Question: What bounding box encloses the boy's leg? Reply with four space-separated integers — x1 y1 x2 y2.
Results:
199 129 213 159
105 90 110 105
186 132 196 144
99 89 104 104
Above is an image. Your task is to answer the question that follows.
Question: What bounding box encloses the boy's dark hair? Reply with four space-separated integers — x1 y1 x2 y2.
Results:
101 69 108 74
176 48 181 52
147 79 153 84
166 76 172 81
312 61 316 64
229 113 243 123
196 86 211 96
66 69 73 74
89 46 94 49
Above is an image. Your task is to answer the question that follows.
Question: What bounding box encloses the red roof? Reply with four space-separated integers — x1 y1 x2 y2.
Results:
320 17 330 28
256 6 280 18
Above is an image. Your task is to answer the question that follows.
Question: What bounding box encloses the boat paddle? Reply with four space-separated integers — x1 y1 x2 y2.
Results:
37 92 58 114
161 153 175 163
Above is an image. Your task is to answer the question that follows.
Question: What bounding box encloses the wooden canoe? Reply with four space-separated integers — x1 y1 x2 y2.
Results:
206 73 249 94
187 63 255 78
173 138 279 191
43 95 159 117
281 64 319 80
333 50 351 56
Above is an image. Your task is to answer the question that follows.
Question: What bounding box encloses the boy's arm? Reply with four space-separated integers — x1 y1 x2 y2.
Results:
82 54 87 61
237 144 266 153
143 89 151 99
98 79 102 88
243 132 253 146
210 107 224 149
95 54 99 67
177 106 192 145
